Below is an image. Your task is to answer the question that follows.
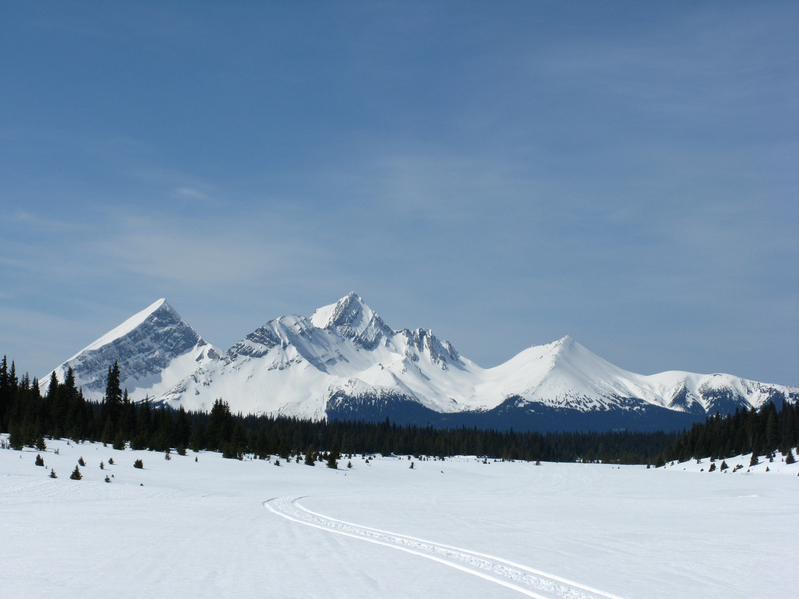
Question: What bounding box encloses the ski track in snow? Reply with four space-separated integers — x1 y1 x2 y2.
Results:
265 495 623 599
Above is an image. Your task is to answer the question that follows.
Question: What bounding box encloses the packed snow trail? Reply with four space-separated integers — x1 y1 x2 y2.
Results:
265 496 623 599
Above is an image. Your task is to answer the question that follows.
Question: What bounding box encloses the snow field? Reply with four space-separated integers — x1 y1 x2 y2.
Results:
266 495 624 599
1 435 796 599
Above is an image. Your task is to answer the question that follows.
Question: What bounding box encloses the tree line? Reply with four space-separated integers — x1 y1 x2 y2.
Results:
2 355 795 465
654 399 799 467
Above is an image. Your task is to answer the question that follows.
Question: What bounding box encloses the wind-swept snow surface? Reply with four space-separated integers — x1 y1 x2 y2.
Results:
2 436 797 599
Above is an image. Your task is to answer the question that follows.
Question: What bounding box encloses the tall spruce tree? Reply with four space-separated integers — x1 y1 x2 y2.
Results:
102 361 123 426
1 360 18 428
63 367 76 392
0 356 9 427
207 399 234 451
46 371 59 400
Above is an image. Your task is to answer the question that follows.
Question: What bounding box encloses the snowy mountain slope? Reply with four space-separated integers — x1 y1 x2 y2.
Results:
155 293 798 429
40 299 220 402
484 336 797 415
159 293 478 417
43 293 799 430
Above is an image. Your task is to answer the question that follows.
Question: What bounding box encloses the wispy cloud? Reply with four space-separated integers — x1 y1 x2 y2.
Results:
173 187 213 202
93 211 325 287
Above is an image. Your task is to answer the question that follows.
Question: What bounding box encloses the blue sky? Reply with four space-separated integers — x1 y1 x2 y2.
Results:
2 1 797 387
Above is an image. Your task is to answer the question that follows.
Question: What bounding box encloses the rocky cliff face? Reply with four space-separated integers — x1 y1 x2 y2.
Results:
41 299 219 402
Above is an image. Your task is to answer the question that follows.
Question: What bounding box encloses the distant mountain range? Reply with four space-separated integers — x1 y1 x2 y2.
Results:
41 293 798 432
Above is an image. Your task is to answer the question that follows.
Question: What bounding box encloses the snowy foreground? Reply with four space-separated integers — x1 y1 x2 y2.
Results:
1 436 796 599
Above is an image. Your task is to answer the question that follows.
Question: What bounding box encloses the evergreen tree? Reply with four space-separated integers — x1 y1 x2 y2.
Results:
46 371 59 402
189 422 207 453
132 396 152 450
70 466 82 480
174 405 192 448
207 399 233 451
8 361 18 397
118 389 133 439
327 442 340 469
63 367 76 392
277 438 290 460
8 423 24 450
49 469 57 478
765 410 778 449
101 417 114 445
102 362 123 425
304 444 316 466
0 356 10 429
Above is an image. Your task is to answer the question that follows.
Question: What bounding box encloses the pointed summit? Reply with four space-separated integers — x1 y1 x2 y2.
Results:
310 292 363 328
310 292 392 350
41 299 219 401
82 298 172 352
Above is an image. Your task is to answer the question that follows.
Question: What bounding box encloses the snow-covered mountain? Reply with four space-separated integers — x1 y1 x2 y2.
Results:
44 293 798 431
41 299 220 402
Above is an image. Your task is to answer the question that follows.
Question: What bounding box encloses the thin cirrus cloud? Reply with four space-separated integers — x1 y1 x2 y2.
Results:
173 187 213 202
87 208 326 288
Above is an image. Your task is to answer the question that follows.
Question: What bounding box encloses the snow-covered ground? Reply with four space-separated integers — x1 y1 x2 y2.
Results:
1 435 796 599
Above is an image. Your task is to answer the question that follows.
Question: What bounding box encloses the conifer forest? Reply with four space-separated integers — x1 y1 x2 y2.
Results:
2 356 797 466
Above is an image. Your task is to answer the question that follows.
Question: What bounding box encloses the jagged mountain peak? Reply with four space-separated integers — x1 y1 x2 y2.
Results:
399 328 460 366
44 295 799 432
81 298 173 352
230 314 323 360
311 292 368 327
310 292 392 350
42 298 217 402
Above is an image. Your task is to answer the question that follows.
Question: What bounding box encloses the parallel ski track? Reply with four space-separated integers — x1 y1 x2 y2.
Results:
265 495 623 599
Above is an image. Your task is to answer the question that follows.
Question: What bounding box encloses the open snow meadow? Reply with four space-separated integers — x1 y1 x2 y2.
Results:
1 435 796 599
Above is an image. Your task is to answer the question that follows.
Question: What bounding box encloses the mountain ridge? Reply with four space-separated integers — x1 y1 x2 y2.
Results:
41 294 799 432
